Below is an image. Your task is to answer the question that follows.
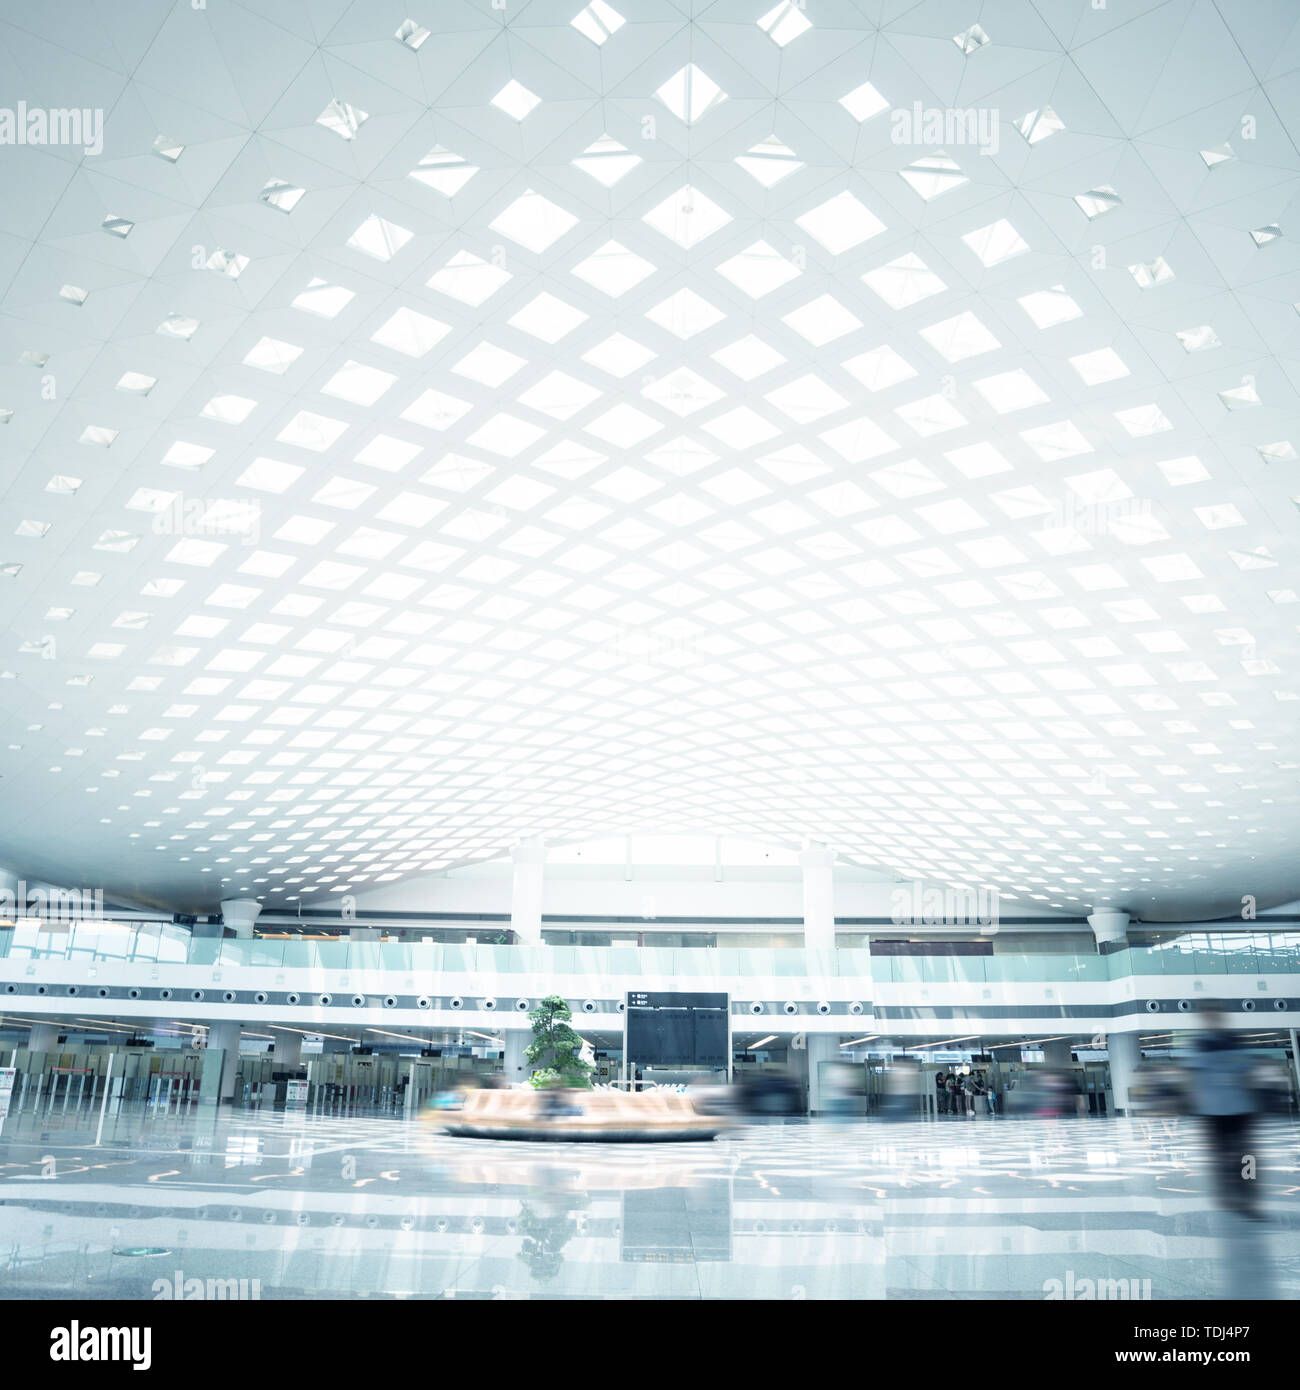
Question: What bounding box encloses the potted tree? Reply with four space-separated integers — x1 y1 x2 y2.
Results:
525 995 595 1091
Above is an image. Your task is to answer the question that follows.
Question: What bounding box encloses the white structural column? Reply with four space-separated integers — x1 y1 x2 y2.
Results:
274 1032 302 1069
805 1034 839 1113
509 838 546 947
27 1022 59 1053
504 1029 532 1087
220 898 262 939
1088 909 1130 949
799 844 836 952
206 1021 242 1102
1108 1032 1140 1115
0 867 20 905
1290 1030 1300 1100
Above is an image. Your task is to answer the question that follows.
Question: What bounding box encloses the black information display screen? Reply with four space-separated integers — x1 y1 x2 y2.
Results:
625 992 728 1066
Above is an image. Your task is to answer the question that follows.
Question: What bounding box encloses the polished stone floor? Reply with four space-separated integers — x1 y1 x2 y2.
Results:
0 1100 1296 1299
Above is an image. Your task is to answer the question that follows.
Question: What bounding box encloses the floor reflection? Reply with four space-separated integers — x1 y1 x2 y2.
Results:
0 1105 1295 1299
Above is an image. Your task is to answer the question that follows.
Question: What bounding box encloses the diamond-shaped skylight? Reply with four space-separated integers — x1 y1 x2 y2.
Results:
491 80 539 120
656 64 726 123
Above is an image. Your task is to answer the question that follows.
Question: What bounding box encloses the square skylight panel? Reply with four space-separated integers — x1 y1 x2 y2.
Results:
427 251 511 306
919 311 999 361
452 342 527 387
643 186 731 248
244 337 303 373
710 335 785 380
490 191 578 254
1016 107 1065 143
572 135 641 186
370 307 450 357
1021 420 1092 460
293 279 355 319
656 64 726 123
260 178 305 213
467 413 546 458
899 153 967 200
1116 404 1172 436
1129 257 1174 289
571 240 655 297
764 374 848 423
840 81 888 123
862 253 945 309
1075 186 1121 219
317 100 368 140
1177 325 1220 352
735 136 803 187
1070 347 1129 384
510 292 588 342
277 411 349 451
519 372 603 420
408 144 478 196
402 389 473 431
796 192 885 255
581 333 656 378
645 288 724 339
895 394 967 435
347 215 413 261
963 219 1029 266
973 370 1049 413
571 0 624 44
716 241 800 297
322 361 397 406
586 404 663 448
642 368 721 417
1019 285 1082 328
395 18 430 49
201 395 256 424
701 407 778 450
783 295 861 345
842 345 915 391
492 80 540 120
758 1 811 45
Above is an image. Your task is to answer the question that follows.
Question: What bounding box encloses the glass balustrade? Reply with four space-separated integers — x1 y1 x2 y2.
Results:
1 919 1299 981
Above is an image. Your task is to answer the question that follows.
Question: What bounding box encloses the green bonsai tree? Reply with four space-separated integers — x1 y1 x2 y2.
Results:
525 994 594 1090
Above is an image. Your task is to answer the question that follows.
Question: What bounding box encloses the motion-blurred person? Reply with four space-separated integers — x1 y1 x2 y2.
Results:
880 1060 920 1122
935 1070 948 1114
1186 1009 1263 1219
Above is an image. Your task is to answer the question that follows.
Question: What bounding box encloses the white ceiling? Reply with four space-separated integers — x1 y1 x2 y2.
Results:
1 0 1299 919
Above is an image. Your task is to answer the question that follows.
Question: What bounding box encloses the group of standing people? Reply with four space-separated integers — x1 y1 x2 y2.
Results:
935 1068 995 1116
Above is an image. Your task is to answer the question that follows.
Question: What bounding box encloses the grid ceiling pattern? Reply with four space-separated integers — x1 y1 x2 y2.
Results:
1 0 1299 917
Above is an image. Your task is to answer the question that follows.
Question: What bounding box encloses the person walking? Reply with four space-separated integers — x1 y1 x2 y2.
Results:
1185 1009 1264 1219
935 1070 948 1115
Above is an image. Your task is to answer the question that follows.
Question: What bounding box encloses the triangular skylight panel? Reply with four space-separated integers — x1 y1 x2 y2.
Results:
152 134 183 161
1251 225 1282 246
1201 143 1234 168
656 64 726 123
